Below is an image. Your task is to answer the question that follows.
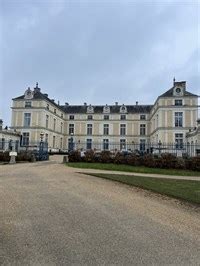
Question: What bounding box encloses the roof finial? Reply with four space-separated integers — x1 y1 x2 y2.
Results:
173 77 176 86
36 82 38 88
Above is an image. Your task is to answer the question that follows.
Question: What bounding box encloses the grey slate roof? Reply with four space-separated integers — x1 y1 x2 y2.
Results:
60 105 153 114
13 90 152 113
159 87 198 97
13 82 198 115
13 89 61 109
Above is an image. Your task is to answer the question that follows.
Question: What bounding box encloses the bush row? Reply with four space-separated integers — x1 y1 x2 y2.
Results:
0 151 36 162
68 150 200 171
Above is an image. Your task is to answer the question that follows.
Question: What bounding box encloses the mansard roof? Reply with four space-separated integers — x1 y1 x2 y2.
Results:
159 87 198 98
13 91 152 113
13 89 61 109
60 105 152 114
13 85 153 114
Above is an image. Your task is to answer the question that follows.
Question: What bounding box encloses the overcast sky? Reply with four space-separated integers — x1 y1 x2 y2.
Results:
0 0 199 126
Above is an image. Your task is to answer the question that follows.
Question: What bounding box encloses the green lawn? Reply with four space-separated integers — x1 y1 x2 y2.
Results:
84 173 200 204
67 162 200 176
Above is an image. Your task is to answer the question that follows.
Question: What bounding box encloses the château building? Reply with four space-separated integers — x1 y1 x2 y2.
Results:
10 80 199 153
0 119 20 151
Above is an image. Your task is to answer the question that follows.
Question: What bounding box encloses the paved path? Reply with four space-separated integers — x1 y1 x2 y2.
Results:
73 167 200 181
52 154 200 181
0 159 200 265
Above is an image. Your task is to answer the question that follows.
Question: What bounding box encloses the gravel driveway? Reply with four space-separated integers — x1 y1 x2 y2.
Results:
0 158 200 265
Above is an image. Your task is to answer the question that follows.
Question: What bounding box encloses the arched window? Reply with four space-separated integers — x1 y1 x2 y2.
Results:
120 105 127 113
87 105 94 113
24 88 34 99
103 105 110 113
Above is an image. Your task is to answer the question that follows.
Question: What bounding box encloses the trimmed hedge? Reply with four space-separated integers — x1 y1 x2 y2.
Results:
68 150 200 171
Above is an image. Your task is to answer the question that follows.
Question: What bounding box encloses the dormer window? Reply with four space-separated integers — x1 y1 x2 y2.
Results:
87 105 94 113
24 87 34 99
120 105 127 113
103 105 110 113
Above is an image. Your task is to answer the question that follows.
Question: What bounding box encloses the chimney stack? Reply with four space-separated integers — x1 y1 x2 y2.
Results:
173 77 176 86
174 81 186 90
136 101 138 105
115 102 118 106
34 82 41 93
84 102 87 106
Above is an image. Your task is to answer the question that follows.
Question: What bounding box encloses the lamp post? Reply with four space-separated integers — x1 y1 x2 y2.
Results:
131 141 135 152
40 132 44 142
39 132 44 160
158 140 162 155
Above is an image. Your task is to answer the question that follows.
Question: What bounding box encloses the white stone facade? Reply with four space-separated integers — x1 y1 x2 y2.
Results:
10 80 199 153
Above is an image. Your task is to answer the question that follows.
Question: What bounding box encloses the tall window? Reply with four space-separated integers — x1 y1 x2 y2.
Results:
103 124 109 135
24 113 31 127
103 139 109 150
53 136 55 148
0 138 5 150
8 140 13 150
87 115 93 120
87 124 92 135
156 114 159 128
120 139 126 150
175 112 183 127
15 140 19 151
175 133 183 149
60 138 63 149
140 115 146 120
22 132 29 146
54 109 56 114
47 104 49 110
86 139 92 150
61 113 63 118
120 115 126 120
46 115 49 128
104 115 109 120
120 124 126 136
53 118 56 131
69 124 74 135
45 134 48 143
25 101 31 108
140 139 146 151
140 124 146 135
69 115 74 120
175 99 182 106
61 122 63 133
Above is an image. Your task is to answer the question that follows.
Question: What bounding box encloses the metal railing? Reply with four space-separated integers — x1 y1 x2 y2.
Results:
68 141 200 157
0 140 49 161
0 140 199 157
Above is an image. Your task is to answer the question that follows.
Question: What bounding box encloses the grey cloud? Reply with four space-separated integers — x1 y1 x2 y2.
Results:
0 0 199 126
